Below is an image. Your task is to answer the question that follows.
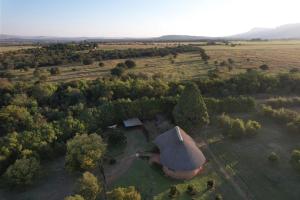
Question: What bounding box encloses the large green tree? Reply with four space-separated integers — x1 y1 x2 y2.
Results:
65 133 106 171
173 83 209 130
4 157 40 186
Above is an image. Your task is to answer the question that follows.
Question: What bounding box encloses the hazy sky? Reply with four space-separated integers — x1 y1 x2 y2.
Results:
1 0 299 37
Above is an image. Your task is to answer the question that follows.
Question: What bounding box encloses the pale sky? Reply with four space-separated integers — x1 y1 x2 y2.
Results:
1 0 299 37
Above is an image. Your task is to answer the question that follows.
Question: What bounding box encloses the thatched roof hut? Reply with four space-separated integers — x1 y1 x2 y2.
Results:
151 126 206 179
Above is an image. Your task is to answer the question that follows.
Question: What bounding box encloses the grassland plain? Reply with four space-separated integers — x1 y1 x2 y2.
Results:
204 112 300 200
4 40 300 83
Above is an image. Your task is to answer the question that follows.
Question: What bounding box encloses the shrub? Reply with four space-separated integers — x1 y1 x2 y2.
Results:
259 64 269 70
99 62 105 67
108 186 141 200
4 157 40 186
124 60 136 68
245 120 261 136
268 152 279 162
169 186 180 198
228 118 245 138
116 62 127 68
75 171 101 200
50 67 60 75
290 149 300 170
82 58 94 65
215 194 223 200
207 180 215 190
186 184 197 196
64 195 85 200
111 67 125 76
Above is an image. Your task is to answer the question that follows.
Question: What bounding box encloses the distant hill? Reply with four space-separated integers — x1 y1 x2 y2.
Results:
230 23 300 39
1 23 299 43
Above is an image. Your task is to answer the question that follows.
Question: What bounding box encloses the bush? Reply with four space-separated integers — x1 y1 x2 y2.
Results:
268 152 279 162
64 195 85 200
50 67 60 75
218 114 261 138
108 186 141 200
169 186 180 198
4 157 40 186
111 67 125 76
82 58 94 65
75 171 101 200
186 184 197 196
99 62 105 67
260 64 269 70
124 60 136 68
215 194 223 200
290 149 300 170
245 120 261 136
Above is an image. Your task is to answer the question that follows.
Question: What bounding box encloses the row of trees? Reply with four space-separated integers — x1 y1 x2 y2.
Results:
265 97 300 109
218 114 261 138
0 44 202 70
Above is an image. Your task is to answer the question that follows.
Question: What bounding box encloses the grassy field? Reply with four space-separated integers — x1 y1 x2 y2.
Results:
0 45 37 53
204 112 300 200
5 40 300 83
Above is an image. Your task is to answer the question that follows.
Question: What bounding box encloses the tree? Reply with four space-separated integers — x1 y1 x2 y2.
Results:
116 63 127 68
124 60 136 69
50 67 60 75
259 64 269 71
75 172 102 200
64 195 85 200
107 186 141 200
173 83 209 130
4 157 40 186
99 62 105 67
83 58 94 65
65 133 106 171
111 67 125 77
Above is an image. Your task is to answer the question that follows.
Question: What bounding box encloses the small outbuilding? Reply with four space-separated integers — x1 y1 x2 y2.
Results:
150 126 206 179
123 118 143 128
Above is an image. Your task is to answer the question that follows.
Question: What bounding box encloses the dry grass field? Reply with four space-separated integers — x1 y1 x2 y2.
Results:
0 45 37 53
4 40 300 83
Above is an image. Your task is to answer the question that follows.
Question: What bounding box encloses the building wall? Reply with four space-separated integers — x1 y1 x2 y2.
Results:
163 166 203 180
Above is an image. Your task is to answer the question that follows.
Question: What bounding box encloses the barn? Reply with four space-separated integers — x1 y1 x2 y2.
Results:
150 126 206 179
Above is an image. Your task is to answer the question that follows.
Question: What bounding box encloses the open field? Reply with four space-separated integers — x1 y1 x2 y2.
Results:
204 112 300 200
0 45 37 53
3 40 300 83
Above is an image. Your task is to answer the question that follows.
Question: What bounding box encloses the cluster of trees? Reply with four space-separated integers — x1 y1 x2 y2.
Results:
265 97 300 109
0 44 202 70
218 114 261 138
261 105 300 134
196 71 300 96
111 60 136 76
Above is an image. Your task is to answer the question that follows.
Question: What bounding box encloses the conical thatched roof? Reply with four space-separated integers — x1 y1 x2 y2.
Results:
154 126 206 171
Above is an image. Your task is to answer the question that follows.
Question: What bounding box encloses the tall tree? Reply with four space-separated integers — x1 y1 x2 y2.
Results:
173 83 209 130
65 133 106 171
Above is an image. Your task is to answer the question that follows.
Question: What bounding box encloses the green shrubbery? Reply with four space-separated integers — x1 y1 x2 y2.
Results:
107 186 141 200
218 114 261 138
262 105 300 134
290 149 300 171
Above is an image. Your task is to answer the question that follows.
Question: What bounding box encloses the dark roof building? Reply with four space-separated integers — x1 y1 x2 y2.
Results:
152 126 206 179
